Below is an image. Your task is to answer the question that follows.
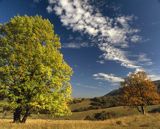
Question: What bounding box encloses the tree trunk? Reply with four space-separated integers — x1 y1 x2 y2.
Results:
13 107 22 123
21 107 30 123
141 106 145 114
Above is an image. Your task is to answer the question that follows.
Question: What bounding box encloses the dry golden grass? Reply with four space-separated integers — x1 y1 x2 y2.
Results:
66 105 160 120
0 113 160 129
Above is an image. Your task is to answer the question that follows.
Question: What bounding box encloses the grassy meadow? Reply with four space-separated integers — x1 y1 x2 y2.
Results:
1 104 160 129
1 101 160 120
1 114 160 129
1 99 160 129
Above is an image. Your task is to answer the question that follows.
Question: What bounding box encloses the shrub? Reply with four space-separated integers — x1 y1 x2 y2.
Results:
149 107 160 113
94 111 108 120
85 111 116 121
70 98 83 104
84 115 94 120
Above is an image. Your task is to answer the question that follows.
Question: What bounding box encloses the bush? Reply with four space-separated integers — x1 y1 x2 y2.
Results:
149 107 160 113
70 98 84 104
94 111 107 120
84 115 94 120
84 111 116 120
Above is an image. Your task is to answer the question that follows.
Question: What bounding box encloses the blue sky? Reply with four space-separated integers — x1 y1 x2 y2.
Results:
0 0 160 97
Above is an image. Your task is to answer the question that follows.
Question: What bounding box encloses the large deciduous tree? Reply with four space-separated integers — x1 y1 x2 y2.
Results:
0 16 73 123
120 71 160 114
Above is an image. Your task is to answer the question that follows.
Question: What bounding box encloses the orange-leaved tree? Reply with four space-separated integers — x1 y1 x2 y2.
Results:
120 71 160 114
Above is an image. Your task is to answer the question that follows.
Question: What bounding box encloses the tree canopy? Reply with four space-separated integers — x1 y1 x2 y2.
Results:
0 16 73 123
120 71 160 114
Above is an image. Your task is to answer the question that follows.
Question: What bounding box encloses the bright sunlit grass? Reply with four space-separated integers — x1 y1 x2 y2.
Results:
0 113 160 129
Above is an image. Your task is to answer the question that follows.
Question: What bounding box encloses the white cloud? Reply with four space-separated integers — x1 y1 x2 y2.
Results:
135 53 153 66
62 42 89 49
143 68 160 81
46 0 142 69
131 35 142 43
93 69 160 85
44 0 160 83
148 74 160 81
46 5 53 13
96 60 105 64
63 36 90 49
127 68 160 81
93 73 124 83
99 44 140 68
138 53 151 62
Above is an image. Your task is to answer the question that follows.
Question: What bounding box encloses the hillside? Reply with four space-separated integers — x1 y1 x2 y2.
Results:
70 80 160 113
1 104 160 121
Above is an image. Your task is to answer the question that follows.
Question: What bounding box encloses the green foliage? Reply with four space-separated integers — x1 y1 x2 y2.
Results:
0 16 73 122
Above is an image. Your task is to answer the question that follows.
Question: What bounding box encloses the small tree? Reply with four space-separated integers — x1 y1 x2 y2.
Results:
0 16 73 123
121 71 160 114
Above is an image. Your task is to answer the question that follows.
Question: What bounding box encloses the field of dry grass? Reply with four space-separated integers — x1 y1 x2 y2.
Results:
61 104 160 120
1 113 160 129
1 99 160 129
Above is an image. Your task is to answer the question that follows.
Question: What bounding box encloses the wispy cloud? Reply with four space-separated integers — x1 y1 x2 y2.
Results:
93 68 160 85
131 35 142 43
44 0 159 83
136 53 153 66
144 68 160 81
96 60 105 64
46 0 141 69
43 0 160 84
62 42 89 49
62 36 90 49
93 73 124 83
148 74 160 81
98 45 140 68
132 68 160 81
